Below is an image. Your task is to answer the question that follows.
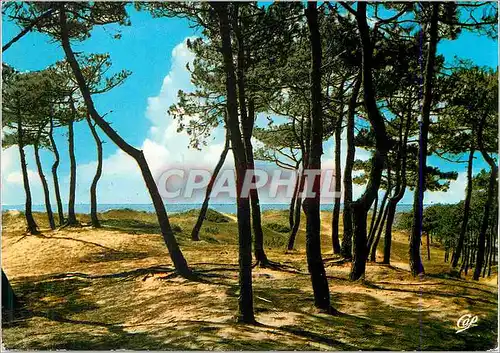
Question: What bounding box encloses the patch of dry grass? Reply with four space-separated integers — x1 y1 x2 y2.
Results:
2 209 498 350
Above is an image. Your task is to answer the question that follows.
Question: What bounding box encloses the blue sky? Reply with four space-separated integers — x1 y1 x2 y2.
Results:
1 5 498 206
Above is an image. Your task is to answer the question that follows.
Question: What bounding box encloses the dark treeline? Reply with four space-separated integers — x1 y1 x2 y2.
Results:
397 169 499 279
1 2 498 323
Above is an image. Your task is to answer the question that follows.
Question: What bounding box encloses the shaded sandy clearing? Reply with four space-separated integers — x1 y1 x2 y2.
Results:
2 210 498 350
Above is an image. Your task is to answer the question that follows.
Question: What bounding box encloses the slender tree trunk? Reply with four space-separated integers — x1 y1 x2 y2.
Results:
426 231 431 260
383 101 411 265
59 4 191 278
460 239 467 276
212 2 255 323
287 170 304 250
288 169 299 230
331 80 346 255
86 115 103 228
66 116 78 225
191 132 230 241
368 193 378 241
473 113 497 280
34 136 56 230
370 201 389 262
464 239 470 275
49 116 65 226
488 226 495 276
482 229 490 278
488 217 496 276
383 202 399 264
368 188 389 250
331 115 342 254
233 10 268 265
2 8 54 52
458 234 469 278
247 103 268 264
410 3 439 277
471 234 477 269
17 115 38 234
473 167 497 280
341 74 361 260
349 3 389 281
304 2 331 311
452 148 474 269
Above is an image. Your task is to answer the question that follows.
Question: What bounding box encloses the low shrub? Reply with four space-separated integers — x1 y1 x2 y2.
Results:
264 222 291 233
204 226 220 235
171 224 183 233
181 208 230 223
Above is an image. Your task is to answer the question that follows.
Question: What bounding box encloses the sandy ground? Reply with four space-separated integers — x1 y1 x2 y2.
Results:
1 209 498 350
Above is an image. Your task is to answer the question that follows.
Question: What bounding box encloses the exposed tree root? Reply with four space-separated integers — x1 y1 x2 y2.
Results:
323 258 347 267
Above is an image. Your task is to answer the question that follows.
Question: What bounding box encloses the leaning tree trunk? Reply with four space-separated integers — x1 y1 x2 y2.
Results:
383 200 398 264
17 115 38 234
287 170 305 250
370 199 390 262
451 147 474 269
369 166 392 259
349 3 390 281
410 3 439 277
49 116 65 226
191 132 230 241
368 192 378 241
34 135 56 230
304 2 331 311
66 116 78 225
212 1 255 323
341 73 361 260
59 4 191 278
2 7 55 52
288 168 300 230
86 115 103 228
368 187 389 251
331 115 342 254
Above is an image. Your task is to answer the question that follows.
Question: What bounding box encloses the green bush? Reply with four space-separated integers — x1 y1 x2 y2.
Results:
181 208 229 223
264 222 291 233
204 209 229 223
394 212 413 231
171 224 183 233
203 226 220 235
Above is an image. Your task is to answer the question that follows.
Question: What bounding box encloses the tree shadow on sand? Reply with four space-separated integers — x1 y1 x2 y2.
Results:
2 263 498 350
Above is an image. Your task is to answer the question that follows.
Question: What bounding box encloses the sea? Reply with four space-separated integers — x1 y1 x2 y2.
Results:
1 203 415 214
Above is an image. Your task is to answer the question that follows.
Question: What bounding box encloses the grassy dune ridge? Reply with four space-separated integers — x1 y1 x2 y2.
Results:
1 208 498 350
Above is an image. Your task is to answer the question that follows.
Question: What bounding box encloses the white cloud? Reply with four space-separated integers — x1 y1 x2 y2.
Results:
71 37 229 204
1 146 45 205
6 171 25 184
425 171 467 204
145 37 198 146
